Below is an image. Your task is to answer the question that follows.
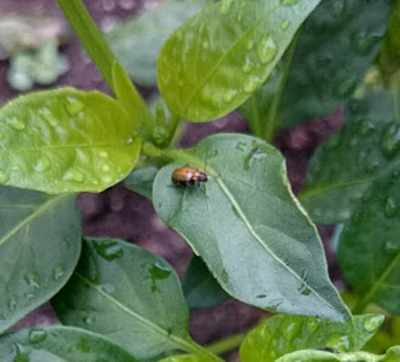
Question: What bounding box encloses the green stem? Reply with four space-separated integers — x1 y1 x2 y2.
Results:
178 338 225 362
205 333 246 356
56 0 117 92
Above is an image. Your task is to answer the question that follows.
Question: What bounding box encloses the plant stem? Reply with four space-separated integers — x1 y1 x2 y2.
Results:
56 0 117 92
205 333 246 356
176 337 225 362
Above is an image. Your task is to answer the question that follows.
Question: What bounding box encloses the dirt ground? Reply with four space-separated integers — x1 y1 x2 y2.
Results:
0 0 344 359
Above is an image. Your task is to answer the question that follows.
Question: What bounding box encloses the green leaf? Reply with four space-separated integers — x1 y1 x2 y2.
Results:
240 0 392 139
107 0 214 87
338 169 400 315
240 313 384 362
123 166 158 200
157 0 322 122
0 326 138 361
275 346 400 362
159 355 215 362
0 187 81 333
0 88 141 193
299 89 400 224
183 255 230 310
153 133 350 321
51 237 194 360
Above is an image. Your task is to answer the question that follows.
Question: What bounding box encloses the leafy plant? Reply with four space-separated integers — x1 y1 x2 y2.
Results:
0 0 399 361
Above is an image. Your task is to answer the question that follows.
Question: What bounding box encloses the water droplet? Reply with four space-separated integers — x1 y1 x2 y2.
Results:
335 78 357 99
383 196 397 218
257 35 278 64
6 117 25 131
34 156 51 173
244 146 267 170
0 129 4 140
223 89 237 103
352 31 381 55
52 266 66 281
359 119 376 135
94 240 124 261
384 239 400 254
381 123 400 158
246 39 255 50
63 169 85 183
236 141 246 151
8 297 17 312
280 0 300 5
281 19 291 30
150 261 172 292
65 97 85 116
202 41 209 50
220 0 233 15
242 56 254 73
0 169 9 184
326 333 351 350
29 328 47 344
98 150 109 159
24 273 40 289
281 320 301 340
244 75 262 93
101 164 111 172
83 315 96 325
363 315 383 333
300 3 306 11
13 343 29 362
306 318 319 332
39 108 58 127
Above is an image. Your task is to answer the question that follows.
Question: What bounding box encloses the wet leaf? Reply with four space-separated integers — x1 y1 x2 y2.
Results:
52 237 193 360
124 166 158 200
240 313 384 362
159 355 215 362
153 133 349 321
0 326 138 361
158 0 322 121
0 187 81 333
0 87 140 193
107 0 213 87
183 255 230 310
338 169 400 315
299 89 400 224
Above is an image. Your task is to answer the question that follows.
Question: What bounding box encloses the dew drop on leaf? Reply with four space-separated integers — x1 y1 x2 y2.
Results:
334 78 357 99
306 318 319 332
246 39 255 50
52 266 66 281
6 117 26 131
39 108 58 127
98 150 109 159
34 156 51 173
8 297 17 312
220 0 233 15
384 239 400 254
150 262 171 292
352 31 381 55
326 333 351 350
242 56 254 73
223 89 237 103
63 169 85 183
94 240 124 261
281 19 291 30
381 123 400 158
101 164 111 172
383 196 397 218
0 169 9 184
24 273 40 289
280 0 300 5
257 35 278 65
13 343 29 362
281 320 301 340
29 329 47 344
363 315 383 333
65 97 85 116
244 75 262 93
202 41 209 50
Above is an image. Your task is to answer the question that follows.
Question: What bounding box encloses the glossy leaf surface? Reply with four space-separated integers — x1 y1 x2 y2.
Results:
299 90 400 224
158 0 322 121
0 187 81 332
0 326 138 361
154 133 349 321
0 88 140 193
275 346 400 362
240 0 392 137
159 355 215 362
0 187 81 333
183 255 230 310
240 313 383 362
124 166 158 200
338 170 400 314
52 237 192 360
107 0 213 86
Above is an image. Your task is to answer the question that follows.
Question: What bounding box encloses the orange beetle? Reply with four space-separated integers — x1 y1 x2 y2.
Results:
172 166 207 186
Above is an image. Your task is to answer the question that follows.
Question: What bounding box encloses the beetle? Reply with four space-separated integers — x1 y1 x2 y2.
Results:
171 166 208 186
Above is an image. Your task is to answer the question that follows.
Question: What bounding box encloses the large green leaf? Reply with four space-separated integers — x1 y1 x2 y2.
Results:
0 87 140 193
240 0 392 139
157 0 322 122
159 355 215 362
0 187 81 333
52 237 198 360
107 0 214 87
123 166 158 200
240 314 384 362
153 133 349 321
299 89 400 224
338 169 400 315
275 346 400 362
0 326 138 361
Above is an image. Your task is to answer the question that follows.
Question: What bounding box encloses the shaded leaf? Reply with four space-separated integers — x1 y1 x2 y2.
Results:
338 169 400 315
299 89 400 224
153 133 349 321
0 187 81 333
240 313 383 362
158 0 322 121
0 326 138 361
183 255 230 310
0 87 140 193
124 166 158 200
107 0 214 87
52 237 193 360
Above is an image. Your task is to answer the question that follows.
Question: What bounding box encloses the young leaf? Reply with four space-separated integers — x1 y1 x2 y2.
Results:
183 255 230 310
0 88 141 193
107 0 214 87
299 89 400 224
124 166 158 200
338 169 400 315
159 355 215 362
0 326 138 361
52 237 198 360
157 0 322 122
240 313 384 362
153 133 350 321
0 187 81 333
275 346 400 362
